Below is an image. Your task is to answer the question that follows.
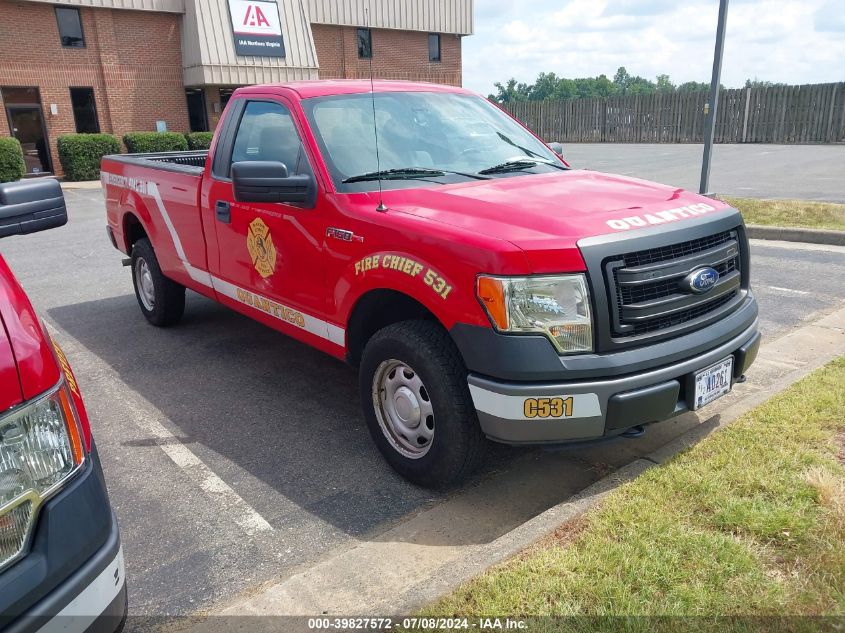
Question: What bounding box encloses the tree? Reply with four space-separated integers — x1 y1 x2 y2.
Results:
656 74 675 93
613 66 656 96
529 72 563 101
677 80 711 93
613 66 631 93
488 78 531 103
486 69 738 103
744 78 787 89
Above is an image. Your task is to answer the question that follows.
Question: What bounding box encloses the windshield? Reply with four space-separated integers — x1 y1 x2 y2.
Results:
301 91 563 191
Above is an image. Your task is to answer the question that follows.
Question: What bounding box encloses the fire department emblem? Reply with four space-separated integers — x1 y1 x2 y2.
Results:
247 218 277 279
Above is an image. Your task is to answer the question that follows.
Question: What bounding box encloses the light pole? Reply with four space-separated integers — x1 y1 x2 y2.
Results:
699 0 729 195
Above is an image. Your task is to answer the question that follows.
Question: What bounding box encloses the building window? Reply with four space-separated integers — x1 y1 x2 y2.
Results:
55 7 85 48
357 28 372 59
70 87 99 133
428 33 441 62
219 88 235 110
185 88 208 132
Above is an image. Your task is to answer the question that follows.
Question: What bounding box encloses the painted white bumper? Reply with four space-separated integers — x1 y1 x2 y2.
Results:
36 547 125 633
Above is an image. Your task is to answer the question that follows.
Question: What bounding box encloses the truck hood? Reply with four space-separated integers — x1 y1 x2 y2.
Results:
0 255 60 412
384 170 732 271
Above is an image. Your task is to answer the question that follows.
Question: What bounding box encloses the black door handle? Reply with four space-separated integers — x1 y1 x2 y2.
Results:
216 200 230 223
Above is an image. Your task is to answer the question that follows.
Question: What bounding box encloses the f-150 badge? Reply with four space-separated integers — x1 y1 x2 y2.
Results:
247 217 277 279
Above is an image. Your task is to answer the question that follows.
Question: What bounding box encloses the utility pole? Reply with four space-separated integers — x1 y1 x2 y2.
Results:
699 0 729 194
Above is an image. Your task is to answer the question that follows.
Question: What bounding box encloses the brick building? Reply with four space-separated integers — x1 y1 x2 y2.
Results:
0 0 473 176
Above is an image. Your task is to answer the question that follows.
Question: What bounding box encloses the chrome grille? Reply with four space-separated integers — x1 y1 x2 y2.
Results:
628 290 739 336
619 230 734 267
605 229 743 339
618 257 739 306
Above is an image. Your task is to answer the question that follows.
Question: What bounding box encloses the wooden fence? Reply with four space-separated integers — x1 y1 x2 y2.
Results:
502 82 845 144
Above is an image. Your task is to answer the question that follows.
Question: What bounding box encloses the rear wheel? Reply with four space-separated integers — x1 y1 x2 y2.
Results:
131 238 185 326
359 320 485 488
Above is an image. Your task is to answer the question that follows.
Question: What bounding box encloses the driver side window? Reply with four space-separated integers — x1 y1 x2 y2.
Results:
229 101 307 177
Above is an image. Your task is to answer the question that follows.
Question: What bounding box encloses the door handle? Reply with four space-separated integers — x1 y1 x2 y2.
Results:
216 200 231 223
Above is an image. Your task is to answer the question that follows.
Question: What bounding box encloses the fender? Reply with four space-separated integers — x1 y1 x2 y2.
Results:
0 257 62 402
116 190 154 253
107 174 210 294
335 250 491 332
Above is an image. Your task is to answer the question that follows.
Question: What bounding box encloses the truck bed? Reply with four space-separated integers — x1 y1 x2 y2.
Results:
101 150 209 290
103 150 208 174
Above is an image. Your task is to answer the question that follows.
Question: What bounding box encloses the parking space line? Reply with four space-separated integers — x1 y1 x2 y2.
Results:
140 415 274 536
761 285 810 296
45 324 274 536
750 238 845 254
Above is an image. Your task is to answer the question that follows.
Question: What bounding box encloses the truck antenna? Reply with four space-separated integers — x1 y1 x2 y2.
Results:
365 7 388 213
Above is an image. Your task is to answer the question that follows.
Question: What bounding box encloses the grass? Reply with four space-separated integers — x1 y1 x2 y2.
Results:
419 357 845 630
724 197 845 232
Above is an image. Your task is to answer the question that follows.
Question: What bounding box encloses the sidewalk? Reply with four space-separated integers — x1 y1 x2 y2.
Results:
60 179 102 190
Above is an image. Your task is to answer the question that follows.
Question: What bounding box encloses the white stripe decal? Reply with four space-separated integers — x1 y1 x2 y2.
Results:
147 181 214 288
104 172 345 347
37 548 125 632
469 385 602 420
211 276 345 345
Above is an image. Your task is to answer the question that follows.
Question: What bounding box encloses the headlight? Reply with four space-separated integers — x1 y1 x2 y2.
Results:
477 274 593 354
0 381 84 570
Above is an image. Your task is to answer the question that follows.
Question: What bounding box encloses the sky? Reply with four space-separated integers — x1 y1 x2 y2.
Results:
463 0 845 96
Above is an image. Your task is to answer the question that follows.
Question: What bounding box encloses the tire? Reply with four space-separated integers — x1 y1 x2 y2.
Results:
130 238 185 327
359 320 486 489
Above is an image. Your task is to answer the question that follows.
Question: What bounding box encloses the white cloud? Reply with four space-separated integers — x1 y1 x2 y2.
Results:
464 0 845 95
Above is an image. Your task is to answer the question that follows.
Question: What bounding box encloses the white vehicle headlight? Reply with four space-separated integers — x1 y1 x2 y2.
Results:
0 381 84 570
477 274 593 354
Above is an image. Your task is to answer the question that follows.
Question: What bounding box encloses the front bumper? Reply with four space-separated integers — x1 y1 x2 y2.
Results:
1 446 126 633
4 520 127 633
468 320 760 444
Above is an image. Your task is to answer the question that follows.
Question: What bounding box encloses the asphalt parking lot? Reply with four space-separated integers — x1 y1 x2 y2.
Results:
2 186 845 618
562 143 845 202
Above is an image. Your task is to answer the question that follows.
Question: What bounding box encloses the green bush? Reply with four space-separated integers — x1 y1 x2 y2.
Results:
185 132 213 150
123 131 188 154
0 137 25 183
57 134 121 181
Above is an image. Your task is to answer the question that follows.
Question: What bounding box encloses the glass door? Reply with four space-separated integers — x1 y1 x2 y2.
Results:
6 105 52 175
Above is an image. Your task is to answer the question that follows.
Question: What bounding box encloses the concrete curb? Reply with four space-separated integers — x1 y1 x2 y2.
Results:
746 224 845 246
59 180 102 190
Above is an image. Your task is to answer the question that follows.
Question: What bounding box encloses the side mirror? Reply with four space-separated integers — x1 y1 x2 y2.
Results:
548 142 565 158
0 178 67 239
232 161 315 207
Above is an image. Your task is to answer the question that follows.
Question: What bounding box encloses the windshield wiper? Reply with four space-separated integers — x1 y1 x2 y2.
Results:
479 159 542 174
343 167 489 184
478 157 568 175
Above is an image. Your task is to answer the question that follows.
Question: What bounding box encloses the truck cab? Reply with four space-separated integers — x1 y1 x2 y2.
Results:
102 80 760 488
0 179 126 632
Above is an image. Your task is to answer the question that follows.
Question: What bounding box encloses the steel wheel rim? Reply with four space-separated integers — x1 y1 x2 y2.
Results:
135 257 155 312
372 359 434 459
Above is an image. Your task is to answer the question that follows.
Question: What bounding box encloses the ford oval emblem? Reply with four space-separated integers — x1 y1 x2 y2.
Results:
682 267 719 294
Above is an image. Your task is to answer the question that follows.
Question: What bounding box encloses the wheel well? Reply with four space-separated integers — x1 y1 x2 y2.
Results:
123 213 147 251
346 290 440 366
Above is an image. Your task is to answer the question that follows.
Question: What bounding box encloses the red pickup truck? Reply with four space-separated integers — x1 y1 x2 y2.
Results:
102 80 760 488
1 179 126 632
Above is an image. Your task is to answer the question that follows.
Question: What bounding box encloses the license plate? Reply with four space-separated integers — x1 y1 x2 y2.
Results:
692 356 734 410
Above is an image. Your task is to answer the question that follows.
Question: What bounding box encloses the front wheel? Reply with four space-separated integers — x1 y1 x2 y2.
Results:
359 320 485 489
131 238 185 327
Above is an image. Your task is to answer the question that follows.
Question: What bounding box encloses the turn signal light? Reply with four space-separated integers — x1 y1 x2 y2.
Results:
476 276 509 330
